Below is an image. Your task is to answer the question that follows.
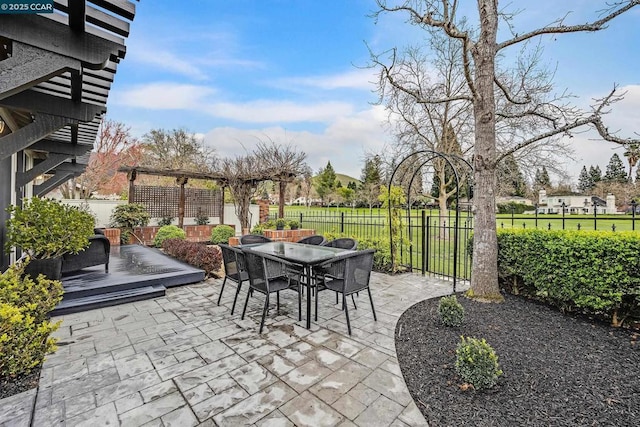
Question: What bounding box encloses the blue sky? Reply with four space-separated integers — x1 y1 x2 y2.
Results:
108 1 640 183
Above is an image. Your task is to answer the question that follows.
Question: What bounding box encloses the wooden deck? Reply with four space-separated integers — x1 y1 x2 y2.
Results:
52 245 205 316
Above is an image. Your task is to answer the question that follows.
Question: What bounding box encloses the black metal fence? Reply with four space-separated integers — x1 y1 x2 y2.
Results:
269 208 640 281
268 210 474 280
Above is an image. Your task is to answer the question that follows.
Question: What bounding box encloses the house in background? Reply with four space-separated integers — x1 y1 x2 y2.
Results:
0 1 138 270
537 190 617 215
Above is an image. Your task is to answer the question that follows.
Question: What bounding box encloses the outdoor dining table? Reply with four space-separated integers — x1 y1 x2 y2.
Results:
244 241 352 329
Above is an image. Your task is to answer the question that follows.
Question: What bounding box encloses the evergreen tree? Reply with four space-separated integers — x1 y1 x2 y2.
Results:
497 154 526 196
315 161 337 206
534 166 551 190
589 165 602 184
347 181 357 190
359 155 383 210
603 153 628 183
577 166 594 193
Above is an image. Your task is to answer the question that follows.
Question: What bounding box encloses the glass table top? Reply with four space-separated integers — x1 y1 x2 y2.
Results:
247 241 349 265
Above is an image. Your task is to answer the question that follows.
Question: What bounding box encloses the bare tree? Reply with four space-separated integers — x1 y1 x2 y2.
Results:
374 0 640 300
61 119 139 199
142 128 216 172
254 140 308 218
218 154 264 232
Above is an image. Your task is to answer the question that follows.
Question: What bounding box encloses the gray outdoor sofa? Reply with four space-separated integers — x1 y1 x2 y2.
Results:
61 230 110 274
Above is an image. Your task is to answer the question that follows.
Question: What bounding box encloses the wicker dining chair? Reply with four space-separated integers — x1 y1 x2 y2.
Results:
217 243 249 315
322 237 357 250
296 235 327 246
239 234 272 245
313 249 376 335
241 248 302 333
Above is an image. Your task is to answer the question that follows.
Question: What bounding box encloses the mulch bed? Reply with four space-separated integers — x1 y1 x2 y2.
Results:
395 293 639 426
0 368 40 400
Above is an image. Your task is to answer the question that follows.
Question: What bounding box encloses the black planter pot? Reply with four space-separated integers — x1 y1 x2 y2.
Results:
276 225 284 230
23 257 63 281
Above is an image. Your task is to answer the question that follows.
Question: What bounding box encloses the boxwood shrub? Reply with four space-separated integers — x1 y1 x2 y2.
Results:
210 225 235 245
153 225 186 247
0 263 63 378
497 229 640 326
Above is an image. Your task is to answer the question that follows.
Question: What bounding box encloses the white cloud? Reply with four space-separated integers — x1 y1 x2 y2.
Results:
129 44 209 81
202 106 389 178
111 82 216 110
205 100 354 124
277 68 379 91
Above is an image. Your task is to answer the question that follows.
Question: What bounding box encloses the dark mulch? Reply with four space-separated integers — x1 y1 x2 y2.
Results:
0 367 40 400
395 293 639 427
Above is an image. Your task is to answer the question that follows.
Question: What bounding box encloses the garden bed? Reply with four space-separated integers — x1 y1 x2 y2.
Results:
395 293 639 426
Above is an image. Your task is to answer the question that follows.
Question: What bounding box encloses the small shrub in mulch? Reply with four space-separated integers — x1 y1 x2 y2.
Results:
438 294 465 327
395 293 640 426
162 238 222 277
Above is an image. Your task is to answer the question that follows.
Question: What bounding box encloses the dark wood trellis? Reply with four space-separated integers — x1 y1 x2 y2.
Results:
119 167 225 227
131 186 222 218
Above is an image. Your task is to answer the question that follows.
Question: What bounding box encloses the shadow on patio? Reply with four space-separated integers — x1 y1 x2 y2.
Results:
1 272 467 426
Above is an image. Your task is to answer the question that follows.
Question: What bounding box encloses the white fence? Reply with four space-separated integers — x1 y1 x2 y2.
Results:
60 200 259 234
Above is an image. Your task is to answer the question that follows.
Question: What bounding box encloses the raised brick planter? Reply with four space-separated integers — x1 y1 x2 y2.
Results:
102 228 121 246
228 229 316 246
263 229 315 242
132 224 236 246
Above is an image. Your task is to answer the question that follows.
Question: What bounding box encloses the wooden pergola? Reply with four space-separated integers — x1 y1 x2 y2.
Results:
0 1 139 270
119 166 226 227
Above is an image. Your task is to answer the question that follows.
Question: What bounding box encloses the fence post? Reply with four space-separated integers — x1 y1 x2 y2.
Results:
421 210 426 275
299 212 303 229
340 212 344 234
425 216 430 273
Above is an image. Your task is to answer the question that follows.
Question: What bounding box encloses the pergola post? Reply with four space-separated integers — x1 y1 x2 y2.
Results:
177 176 188 228
127 170 137 203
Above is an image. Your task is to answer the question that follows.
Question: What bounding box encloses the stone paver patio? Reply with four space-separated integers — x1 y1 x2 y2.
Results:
1 272 467 427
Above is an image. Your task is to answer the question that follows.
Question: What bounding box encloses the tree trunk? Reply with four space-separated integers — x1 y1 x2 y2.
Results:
470 0 503 301
278 180 286 218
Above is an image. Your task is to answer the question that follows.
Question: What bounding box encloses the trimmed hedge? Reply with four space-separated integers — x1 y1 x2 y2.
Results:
210 225 235 245
0 263 63 378
153 225 186 247
162 239 222 277
497 229 640 326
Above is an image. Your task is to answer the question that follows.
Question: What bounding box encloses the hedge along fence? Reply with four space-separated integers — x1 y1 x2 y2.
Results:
496 229 640 327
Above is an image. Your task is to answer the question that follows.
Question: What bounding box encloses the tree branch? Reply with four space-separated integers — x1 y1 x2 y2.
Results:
497 1 640 51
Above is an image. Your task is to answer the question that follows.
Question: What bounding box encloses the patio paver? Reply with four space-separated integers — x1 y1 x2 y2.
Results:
0 272 467 426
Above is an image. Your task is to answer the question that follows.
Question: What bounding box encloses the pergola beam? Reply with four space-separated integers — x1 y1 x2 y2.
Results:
0 114 75 160
0 42 80 101
15 153 71 188
0 89 104 121
33 171 75 197
0 14 125 68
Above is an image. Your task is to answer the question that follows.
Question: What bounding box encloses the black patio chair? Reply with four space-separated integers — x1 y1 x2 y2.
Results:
296 235 327 246
322 237 357 250
217 243 249 315
239 234 272 245
313 249 376 335
241 248 302 333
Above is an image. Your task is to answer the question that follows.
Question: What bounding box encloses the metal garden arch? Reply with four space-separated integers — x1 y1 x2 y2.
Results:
387 150 472 292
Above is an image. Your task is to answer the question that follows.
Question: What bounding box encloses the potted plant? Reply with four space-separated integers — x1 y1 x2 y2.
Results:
5 197 95 279
275 218 287 230
109 203 150 244
288 220 300 230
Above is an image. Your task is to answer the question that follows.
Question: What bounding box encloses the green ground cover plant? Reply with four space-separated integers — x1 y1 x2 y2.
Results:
455 336 502 390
